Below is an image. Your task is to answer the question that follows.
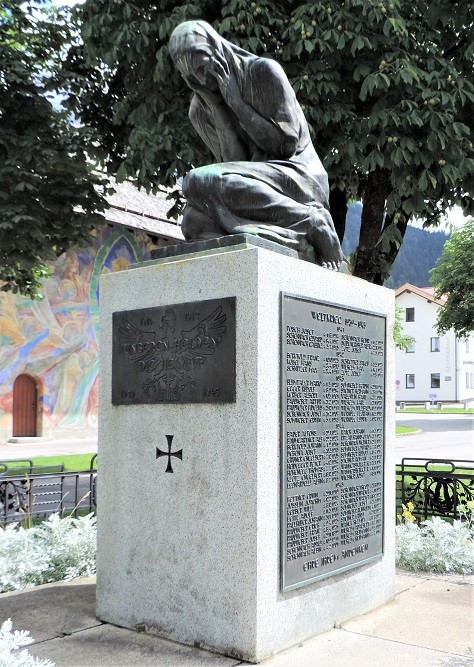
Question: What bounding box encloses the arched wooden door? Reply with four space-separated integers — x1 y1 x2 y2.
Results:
12 374 38 437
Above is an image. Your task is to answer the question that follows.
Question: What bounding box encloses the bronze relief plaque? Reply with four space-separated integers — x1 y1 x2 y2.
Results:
112 297 236 404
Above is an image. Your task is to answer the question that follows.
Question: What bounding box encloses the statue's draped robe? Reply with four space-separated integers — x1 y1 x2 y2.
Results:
182 57 334 258
170 21 342 261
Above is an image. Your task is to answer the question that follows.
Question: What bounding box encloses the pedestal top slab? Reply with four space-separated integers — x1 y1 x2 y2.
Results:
148 233 301 264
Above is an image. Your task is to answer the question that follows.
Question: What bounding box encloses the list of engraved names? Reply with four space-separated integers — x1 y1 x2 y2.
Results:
281 295 386 591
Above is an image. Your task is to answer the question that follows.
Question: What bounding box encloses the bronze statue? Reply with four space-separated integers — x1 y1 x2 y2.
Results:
169 21 343 270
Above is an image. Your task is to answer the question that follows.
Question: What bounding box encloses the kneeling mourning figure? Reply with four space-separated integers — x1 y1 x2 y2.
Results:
169 21 343 270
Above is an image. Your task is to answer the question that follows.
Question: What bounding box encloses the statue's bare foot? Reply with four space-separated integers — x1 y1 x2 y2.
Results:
307 211 343 271
321 261 340 271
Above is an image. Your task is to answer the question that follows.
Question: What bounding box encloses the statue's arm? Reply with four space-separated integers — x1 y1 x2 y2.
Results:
189 94 248 162
213 56 301 159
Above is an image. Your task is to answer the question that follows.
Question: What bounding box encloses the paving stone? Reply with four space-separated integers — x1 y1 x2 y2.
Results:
342 577 473 656
29 624 242 667
260 627 473 667
1 579 100 643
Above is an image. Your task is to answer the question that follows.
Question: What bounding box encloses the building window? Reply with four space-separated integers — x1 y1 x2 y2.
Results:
406 342 415 353
466 338 470 354
431 373 440 388
467 373 470 389
406 374 415 389
431 337 440 352
405 308 415 322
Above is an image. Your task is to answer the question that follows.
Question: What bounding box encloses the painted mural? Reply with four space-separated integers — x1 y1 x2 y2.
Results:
0 226 156 441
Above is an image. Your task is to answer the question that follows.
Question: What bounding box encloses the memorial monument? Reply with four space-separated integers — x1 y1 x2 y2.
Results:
96 21 395 663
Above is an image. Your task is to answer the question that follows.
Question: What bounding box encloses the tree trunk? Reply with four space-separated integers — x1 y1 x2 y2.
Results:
382 215 409 270
329 186 348 244
352 170 391 285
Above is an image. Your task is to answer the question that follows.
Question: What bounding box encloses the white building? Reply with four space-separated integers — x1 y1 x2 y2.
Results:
395 284 474 403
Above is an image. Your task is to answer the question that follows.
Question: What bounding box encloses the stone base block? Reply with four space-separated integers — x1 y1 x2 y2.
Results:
97 242 395 663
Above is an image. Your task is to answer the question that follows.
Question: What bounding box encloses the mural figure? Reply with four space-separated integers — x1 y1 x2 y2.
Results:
169 20 343 270
0 227 149 439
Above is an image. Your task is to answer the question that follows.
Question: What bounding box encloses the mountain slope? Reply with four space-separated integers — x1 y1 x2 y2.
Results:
341 203 449 288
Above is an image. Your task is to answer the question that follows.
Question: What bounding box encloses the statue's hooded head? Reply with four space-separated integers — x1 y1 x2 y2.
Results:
169 21 218 62
169 20 254 92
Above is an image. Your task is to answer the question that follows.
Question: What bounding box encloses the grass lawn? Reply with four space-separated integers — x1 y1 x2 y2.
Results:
396 425 419 435
0 453 96 472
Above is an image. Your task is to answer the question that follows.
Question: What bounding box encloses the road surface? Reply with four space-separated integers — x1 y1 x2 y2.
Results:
395 413 473 463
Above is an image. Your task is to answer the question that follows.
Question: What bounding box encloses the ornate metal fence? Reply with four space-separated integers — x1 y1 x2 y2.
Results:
398 458 474 521
0 455 97 526
2 454 472 525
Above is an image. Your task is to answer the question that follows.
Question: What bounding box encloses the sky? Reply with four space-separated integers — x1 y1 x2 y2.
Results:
444 206 470 229
410 206 470 233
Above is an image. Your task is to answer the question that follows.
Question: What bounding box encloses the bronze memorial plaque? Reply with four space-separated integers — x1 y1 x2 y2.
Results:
112 297 236 404
281 294 386 591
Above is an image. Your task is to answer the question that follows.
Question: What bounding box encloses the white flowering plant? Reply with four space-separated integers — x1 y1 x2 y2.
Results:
0 513 96 594
395 500 474 574
0 618 54 667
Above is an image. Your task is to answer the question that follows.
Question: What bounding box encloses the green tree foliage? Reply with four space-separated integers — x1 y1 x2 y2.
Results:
63 0 473 285
430 219 474 337
393 305 415 350
0 1 107 297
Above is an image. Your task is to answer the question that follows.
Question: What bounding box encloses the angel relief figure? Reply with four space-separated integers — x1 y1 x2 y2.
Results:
118 305 227 401
169 21 343 270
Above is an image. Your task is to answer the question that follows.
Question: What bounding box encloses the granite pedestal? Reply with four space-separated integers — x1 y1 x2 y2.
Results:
97 238 395 663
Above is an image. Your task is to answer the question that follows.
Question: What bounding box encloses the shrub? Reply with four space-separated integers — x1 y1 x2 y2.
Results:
0 514 96 593
0 618 53 667
396 504 474 574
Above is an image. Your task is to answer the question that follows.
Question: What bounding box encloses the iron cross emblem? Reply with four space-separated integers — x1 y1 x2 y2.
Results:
156 435 182 473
